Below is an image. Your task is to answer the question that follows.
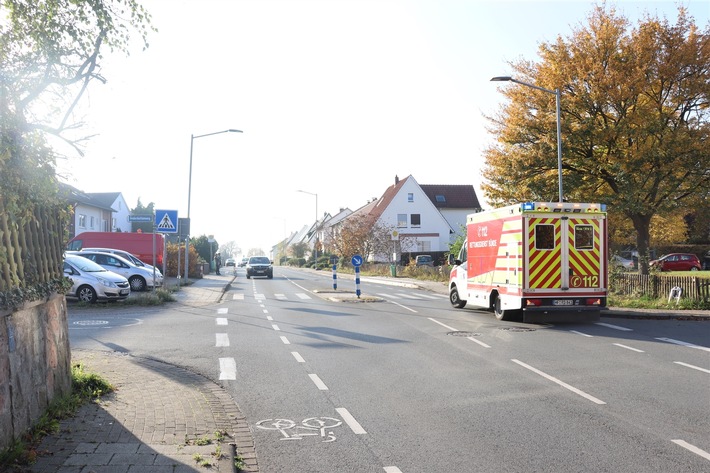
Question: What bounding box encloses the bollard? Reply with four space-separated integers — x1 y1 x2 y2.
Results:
355 265 361 298
332 264 337 290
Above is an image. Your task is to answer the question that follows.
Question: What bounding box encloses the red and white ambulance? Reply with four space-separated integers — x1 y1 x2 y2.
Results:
448 202 608 323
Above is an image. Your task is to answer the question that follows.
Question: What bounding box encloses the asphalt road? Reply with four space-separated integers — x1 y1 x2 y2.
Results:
69 266 710 473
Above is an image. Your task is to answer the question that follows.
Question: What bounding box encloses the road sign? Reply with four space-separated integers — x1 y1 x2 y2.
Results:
155 209 178 233
128 215 153 222
351 254 363 267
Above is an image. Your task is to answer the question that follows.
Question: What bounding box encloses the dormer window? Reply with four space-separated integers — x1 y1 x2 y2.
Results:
436 195 446 203
408 193 414 202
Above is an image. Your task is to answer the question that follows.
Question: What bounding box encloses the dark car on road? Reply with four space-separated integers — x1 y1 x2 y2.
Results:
246 256 273 279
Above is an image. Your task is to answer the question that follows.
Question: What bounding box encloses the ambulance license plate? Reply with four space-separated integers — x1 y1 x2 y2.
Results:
553 299 574 306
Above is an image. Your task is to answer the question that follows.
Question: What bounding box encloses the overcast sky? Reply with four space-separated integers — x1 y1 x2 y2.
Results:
55 0 710 255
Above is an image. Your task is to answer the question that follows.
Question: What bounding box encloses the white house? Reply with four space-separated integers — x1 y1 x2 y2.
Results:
59 184 130 238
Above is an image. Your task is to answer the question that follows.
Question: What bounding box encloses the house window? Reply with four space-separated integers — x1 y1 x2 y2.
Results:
417 241 431 251
112 218 117 230
90 216 95 229
436 195 446 203
397 214 407 227
407 193 414 202
78 214 86 228
411 214 421 227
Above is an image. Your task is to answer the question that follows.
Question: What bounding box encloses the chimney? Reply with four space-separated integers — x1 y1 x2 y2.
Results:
395 175 399 184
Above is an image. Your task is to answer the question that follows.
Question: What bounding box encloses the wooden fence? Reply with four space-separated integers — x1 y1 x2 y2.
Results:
611 273 710 301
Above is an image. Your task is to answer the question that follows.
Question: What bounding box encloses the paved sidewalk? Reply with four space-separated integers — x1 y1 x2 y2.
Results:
23 272 258 473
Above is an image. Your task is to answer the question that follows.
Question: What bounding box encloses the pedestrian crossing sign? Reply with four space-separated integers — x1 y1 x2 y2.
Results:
155 209 178 233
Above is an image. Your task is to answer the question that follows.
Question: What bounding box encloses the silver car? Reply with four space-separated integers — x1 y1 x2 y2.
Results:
64 254 131 303
81 247 162 276
76 251 164 292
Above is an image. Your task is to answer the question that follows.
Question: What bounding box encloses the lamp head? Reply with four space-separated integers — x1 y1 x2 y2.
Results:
490 76 513 82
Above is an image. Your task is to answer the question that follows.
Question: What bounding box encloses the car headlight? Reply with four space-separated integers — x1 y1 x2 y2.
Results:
96 276 118 288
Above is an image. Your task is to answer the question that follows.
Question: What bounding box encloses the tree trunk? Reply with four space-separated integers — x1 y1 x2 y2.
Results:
630 213 653 275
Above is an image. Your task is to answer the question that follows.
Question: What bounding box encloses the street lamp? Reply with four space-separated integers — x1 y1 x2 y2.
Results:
297 190 318 268
491 76 563 202
185 129 242 281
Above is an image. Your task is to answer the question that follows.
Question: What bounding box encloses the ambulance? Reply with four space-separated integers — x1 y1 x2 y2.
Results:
448 202 608 323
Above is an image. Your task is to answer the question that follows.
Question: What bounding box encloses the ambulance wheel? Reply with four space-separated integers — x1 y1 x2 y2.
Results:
494 297 512 321
449 286 467 308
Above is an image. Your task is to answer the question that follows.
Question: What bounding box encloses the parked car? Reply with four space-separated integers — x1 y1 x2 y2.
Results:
611 255 635 270
225 258 236 267
81 247 162 276
238 257 249 267
415 255 434 267
63 254 131 303
649 253 701 272
246 256 273 279
76 251 164 291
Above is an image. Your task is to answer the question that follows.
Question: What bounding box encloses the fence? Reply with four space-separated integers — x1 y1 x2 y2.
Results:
611 273 710 301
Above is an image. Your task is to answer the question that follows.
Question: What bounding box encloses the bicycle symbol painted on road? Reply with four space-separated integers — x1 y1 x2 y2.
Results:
256 417 342 442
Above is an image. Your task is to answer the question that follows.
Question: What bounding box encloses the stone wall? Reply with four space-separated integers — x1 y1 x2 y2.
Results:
0 295 71 451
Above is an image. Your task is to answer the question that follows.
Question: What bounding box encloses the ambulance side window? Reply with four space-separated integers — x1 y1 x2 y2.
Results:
459 244 467 263
535 225 555 250
575 225 594 250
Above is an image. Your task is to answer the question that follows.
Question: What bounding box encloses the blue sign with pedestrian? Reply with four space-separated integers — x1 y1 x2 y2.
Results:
351 254 363 267
155 209 178 233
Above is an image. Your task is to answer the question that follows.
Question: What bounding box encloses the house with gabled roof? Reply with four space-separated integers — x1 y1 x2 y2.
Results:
341 175 480 263
59 184 130 238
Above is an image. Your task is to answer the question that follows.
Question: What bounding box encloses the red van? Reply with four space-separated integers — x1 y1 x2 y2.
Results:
67 232 165 267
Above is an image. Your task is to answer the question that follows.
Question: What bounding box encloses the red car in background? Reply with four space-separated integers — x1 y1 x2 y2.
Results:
650 253 701 271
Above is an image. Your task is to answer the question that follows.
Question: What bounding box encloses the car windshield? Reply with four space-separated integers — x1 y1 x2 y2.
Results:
67 256 107 272
250 257 270 264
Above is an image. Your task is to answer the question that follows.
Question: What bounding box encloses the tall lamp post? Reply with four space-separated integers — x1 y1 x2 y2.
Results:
297 190 318 267
185 129 242 281
491 76 563 203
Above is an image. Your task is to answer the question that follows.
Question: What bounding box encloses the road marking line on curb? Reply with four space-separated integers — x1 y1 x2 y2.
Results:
216 333 230 347
219 358 236 380
674 362 710 374
512 359 606 405
428 317 458 331
232 294 244 300
384 467 403 473
309 374 328 390
656 338 710 352
216 318 228 326
613 343 644 353
272 324 280 331
217 308 228 314
291 352 305 363
571 330 593 337
280 336 290 345
596 322 633 331
671 439 710 461
336 408 367 434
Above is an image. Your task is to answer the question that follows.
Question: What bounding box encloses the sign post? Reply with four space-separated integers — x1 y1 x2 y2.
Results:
351 254 363 299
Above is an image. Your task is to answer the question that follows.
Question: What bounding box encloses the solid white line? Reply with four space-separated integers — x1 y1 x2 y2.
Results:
671 439 710 461
397 293 423 299
280 336 290 345
613 343 644 353
512 359 606 405
336 407 367 434
232 294 244 300
216 318 228 326
388 300 417 312
309 374 328 390
571 330 593 337
291 352 305 363
656 338 710 352
428 317 458 332
218 358 236 380
595 322 633 332
217 308 228 314
384 467 403 473
272 324 280 331
467 336 491 348
674 362 710 374
377 293 400 299
216 333 230 347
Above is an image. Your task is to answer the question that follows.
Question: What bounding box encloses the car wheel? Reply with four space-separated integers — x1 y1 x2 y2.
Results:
77 285 97 303
267 272 273 279
449 286 466 308
690 267 699 271
247 273 251 279
494 296 511 321
129 276 146 292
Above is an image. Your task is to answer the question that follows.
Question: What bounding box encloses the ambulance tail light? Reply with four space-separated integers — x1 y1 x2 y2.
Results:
525 299 543 307
586 298 602 306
